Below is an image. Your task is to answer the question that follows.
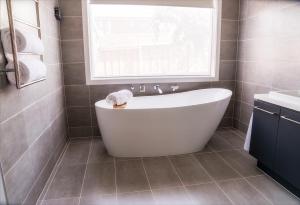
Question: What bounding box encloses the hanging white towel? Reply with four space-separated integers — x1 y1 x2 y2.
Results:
244 113 253 152
106 90 133 106
1 28 44 55
6 57 47 85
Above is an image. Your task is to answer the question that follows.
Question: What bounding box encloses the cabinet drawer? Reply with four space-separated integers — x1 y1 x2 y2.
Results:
281 108 300 124
254 100 281 115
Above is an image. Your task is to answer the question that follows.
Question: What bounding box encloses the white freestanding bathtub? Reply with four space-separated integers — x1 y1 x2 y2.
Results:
95 88 232 157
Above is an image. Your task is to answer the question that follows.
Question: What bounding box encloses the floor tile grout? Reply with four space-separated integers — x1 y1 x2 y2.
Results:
77 140 93 205
214 151 274 205
166 156 196 204
191 154 235 205
140 158 155 204
38 141 71 203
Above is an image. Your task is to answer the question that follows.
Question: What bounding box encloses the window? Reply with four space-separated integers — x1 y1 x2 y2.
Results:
82 0 221 84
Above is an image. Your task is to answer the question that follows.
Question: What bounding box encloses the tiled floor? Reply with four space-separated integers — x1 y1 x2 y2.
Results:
38 129 300 205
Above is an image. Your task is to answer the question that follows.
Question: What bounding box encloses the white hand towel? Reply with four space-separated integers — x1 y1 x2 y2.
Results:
1 28 44 55
244 113 253 152
6 57 47 85
106 89 133 106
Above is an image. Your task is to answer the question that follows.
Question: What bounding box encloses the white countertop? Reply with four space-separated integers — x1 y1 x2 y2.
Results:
255 93 300 112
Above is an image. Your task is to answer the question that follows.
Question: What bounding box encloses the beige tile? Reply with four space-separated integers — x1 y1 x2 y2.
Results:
207 134 233 151
61 40 84 63
117 191 155 205
80 195 117 205
67 107 91 127
41 197 80 205
195 153 240 181
61 17 83 40
218 179 271 205
81 163 116 197
63 63 86 85
170 155 211 186
65 85 90 107
88 139 114 164
45 164 86 199
68 126 93 139
216 130 244 149
222 0 240 20
186 183 232 205
221 20 239 40
152 187 194 205
60 0 82 16
219 150 261 177
219 60 237 81
220 41 238 60
60 141 91 166
247 175 300 205
143 157 181 189
116 159 150 193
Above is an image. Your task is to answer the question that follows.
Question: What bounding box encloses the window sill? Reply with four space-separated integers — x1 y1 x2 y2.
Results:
86 75 219 85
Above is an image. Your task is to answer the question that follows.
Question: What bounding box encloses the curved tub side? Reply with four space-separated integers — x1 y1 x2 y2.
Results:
96 94 231 157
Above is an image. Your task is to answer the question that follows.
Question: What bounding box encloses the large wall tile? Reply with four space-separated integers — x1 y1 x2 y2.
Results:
234 1 300 131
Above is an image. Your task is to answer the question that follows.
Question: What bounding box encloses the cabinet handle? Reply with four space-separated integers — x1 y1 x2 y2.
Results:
254 106 277 115
281 116 300 125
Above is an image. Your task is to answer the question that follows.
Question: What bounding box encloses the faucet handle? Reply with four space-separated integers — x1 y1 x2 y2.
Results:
154 85 160 90
171 85 179 92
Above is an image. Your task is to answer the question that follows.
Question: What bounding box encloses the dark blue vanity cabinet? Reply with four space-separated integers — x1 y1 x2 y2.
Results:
250 100 300 197
250 100 280 168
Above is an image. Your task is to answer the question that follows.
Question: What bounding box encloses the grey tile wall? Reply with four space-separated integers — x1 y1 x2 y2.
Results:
60 0 240 139
234 0 300 132
0 0 67 204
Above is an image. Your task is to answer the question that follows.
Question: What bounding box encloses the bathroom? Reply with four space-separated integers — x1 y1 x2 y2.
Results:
0 0 300 204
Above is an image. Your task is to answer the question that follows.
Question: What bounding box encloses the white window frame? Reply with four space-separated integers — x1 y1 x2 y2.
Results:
82 0 222 85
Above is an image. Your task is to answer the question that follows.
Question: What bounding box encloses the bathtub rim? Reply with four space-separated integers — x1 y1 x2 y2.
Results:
95 88 232 111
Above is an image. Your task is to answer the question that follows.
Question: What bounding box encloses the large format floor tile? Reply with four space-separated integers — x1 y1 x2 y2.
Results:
142 157 182 189
60 141 91 166
39 129 300 205
152 186 194 205
116 159 150 193
186 183 232 205
247 175 300 205
195 153 240 181
218 179 271 205
44 164 86 200
81 162 116 197
88 139 114 164
117 191 155 205
79 194 117 205
217 150 262 177
169 155 211 186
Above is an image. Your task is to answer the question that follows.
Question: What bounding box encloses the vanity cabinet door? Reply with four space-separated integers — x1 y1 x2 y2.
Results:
250 100 280 168
274 108 300 189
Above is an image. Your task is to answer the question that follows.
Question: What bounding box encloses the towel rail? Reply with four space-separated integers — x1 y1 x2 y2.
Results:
6 0 44 89
13 18 41 30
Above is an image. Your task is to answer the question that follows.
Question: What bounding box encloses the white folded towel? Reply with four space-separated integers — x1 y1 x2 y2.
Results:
106 90 133 106
1 28 44 55
244 113 253 152
6 57 47 85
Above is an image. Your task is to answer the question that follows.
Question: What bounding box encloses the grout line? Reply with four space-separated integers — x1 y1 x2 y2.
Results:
37 141 70 203
140 158 155 204
113 157 118 203
4 110 65 177
214 150 274 205
77 140 93 205
0 87 63 125
22 140 67 205
166 156 197 204
191 153 235 205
